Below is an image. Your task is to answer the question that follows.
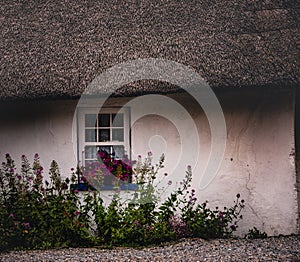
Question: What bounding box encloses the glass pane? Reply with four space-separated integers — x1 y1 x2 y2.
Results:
85 146 97 159
113 146 125 159
99 129 110 142
112 129 124 141
85 114 97 127
98 114 110 127
85 129 96 142
112 113 124 127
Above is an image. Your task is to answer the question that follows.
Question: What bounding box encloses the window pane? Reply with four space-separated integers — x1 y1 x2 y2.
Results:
85 146 97 159
113 146 125 159
98 114 110 127
112 129 124 141
99 129 110 142
112 113 124 127
85 129 96 142
85 114 97 127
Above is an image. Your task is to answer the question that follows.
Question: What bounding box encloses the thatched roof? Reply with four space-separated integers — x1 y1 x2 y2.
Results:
0 0 299 100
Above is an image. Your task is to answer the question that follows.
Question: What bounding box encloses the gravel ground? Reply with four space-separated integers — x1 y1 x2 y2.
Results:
0 235 299 262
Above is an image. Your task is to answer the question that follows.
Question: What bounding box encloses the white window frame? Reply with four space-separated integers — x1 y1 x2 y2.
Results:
77 106 131 166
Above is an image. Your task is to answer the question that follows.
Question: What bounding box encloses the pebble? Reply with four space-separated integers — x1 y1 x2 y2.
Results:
0 235 299 261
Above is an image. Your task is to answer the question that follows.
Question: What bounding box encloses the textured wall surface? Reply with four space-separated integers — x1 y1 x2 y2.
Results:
0 89 298 235
129 90 298 236
0 100 78 177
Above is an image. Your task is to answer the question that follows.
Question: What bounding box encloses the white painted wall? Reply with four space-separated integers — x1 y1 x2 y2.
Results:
0 89 298 236
129 90 298 236
0 100 78 177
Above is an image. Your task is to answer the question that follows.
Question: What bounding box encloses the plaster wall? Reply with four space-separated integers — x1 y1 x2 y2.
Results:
0 100 78 176
129 90 298 236
0 89 298 236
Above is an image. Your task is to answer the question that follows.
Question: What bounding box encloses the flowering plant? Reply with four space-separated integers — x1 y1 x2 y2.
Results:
82 150 135 188
0 153 93 251
0 153 246 251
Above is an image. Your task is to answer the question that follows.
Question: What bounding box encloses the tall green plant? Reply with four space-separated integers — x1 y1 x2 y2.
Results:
0 154 94 251
0 153 245 251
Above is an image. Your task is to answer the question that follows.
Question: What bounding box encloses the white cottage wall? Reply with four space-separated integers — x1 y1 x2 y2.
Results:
129 90 298 236
0 88 298 236
0 100 78 176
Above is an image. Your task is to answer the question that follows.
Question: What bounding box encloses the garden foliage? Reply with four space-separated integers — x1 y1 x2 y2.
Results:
0 153 244 251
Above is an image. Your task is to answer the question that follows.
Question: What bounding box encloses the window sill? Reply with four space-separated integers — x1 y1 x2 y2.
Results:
70 183 138 191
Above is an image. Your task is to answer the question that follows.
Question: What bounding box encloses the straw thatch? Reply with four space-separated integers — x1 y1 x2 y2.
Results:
0 0 299 100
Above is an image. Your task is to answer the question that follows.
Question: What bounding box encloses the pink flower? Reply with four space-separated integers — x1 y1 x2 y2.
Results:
88 172 95 178
98 151 106 158
103 157 110 163
121 173 129 181
23 222 30 229
8 213 14 218
102 169 110 176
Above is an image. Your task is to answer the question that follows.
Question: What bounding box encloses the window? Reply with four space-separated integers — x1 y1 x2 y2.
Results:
76 107 133 190
83 111 128 165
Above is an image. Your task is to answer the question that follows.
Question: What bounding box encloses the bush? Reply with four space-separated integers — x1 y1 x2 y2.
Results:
0 154 94 251
245 227 268 239
0 153 245 251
